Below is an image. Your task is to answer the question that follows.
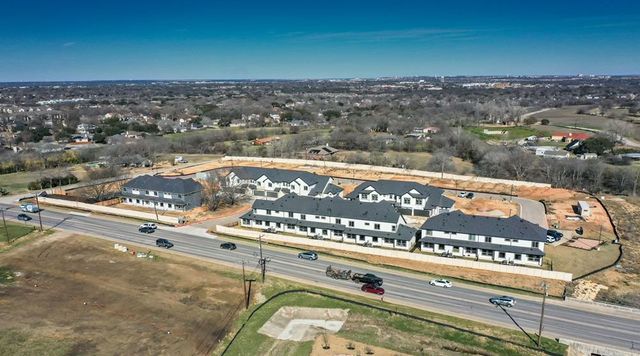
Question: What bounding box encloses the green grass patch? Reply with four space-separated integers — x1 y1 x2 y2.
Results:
0 328 73 356
217 279 566 356
545 242 620 277
0 221 35 244
466 126 543 141
0 266 14 284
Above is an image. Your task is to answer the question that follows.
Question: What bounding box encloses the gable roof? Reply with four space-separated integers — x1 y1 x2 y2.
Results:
124 175 202 194
420 211 547 242
252 193 401 223
228 167 330 193
347 180 454 207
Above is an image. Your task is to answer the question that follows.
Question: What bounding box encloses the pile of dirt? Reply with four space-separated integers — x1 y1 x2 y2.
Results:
258 307 349 342
572 280 608 301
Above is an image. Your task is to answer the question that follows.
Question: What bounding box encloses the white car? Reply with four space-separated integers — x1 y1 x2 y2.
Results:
140 222 158 230
457 191 467 198
429 279 452 288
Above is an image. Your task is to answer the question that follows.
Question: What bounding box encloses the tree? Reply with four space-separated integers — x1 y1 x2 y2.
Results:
426 150 455 175
202 174 224 211
79 166 123 201
579 136 615 155
540 119 550 125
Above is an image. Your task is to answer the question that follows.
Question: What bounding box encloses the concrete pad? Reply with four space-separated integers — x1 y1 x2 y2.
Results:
258 307 349 342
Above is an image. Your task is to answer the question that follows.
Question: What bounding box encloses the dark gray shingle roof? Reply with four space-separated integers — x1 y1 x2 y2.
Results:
420 211 547 242
124 175 202 194
347 180 454 208
252 194 401 223
229 167 330 195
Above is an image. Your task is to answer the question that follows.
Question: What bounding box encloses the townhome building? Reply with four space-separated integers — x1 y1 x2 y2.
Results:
240 194 417 250
346 180 455 217
419 211 546 266
121 175 203 211
226 167 343 199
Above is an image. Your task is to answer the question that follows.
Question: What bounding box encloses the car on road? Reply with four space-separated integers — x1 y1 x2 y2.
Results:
220 242 237 250
156 238 174 248
138 226 155 234
361 283 385 295
489 296 516 307
140 222 157 230
17 213 32 221
429 278 452 288
352 273 383 286
298 251 318 260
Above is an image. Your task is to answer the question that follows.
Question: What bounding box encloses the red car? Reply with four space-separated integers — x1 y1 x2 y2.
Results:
361 283 385 295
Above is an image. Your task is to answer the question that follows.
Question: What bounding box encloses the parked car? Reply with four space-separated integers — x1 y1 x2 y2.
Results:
140 222 157 230
156 238 174 248
361 283 385 295
138 226 155 234
547 230 563 239
220 242 237 250
465 192 475 199
298 251 318 260
429 279 452 288
17 213 32 221
489 296 516 307
264 227 277 233
457 191 468 198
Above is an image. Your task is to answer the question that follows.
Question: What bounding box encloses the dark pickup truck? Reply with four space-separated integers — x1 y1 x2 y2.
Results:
351 273 383 286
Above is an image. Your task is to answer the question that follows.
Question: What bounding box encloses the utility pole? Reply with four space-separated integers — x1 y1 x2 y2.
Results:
537 282 548 347
242 261 247 304
258 234 270 283
34 193 43 232
1 208 9 244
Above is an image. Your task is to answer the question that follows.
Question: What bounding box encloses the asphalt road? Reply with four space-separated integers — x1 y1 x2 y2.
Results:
2 205 638 352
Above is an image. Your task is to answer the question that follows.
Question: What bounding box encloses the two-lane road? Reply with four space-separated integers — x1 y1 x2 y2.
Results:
1 204 638 352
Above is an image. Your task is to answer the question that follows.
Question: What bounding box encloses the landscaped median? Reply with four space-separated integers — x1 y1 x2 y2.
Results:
214 225 572 296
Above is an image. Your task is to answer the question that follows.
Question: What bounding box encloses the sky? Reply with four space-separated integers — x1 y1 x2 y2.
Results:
1 0 639 81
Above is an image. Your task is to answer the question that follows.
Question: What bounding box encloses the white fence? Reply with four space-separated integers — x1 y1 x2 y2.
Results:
222 156 551 188
38 197 180 225
216 225 572 281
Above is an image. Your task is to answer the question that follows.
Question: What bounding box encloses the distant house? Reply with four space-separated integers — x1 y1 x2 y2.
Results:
121 175 203 211
346 180 455 217
551 132 592 142
226 167 342 199
76 123 97 134
577 153 598 160
541 150 571 159
306 144 339 159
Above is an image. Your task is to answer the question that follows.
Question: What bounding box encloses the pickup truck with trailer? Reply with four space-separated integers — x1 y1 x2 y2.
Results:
20 203 40 213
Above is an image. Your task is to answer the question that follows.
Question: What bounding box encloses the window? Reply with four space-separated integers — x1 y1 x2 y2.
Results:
128 198 132 202
359 235 365 241
276 223 281 228
532 242 539 248
485 236 492 243
437 244 445 251
423 242 434 249
481 249 492 256
374 223 380 230
514 254 522 260
288 212 294 218
303 186 308 191
153 191 158 196
384 238 392 244
242 219 250 225
397 240 407 247
136 199 140 203
361 193 368 199
453 246 460 253
364 222 370 226
335 218 341 225
266 209 271 215
168 204 172 208
264 221 270 227
348 221 354 227
372 237 378 242
334 230 343 237
322 229 328 235
299 226 308 232
498 252 506 258
347 233 356 239
415 198 422 205
315 215 320 219
145 190 149 194
159 202 164 207
468 234 477 241
512 239 519 243
528 255 541 262
425 229 432 236
310 227 316 233
372 194 378 201
391 225 396 232
287 224 295 229
403 198 411 204
256 220 263 226
300 214 306 220
268 182 272 187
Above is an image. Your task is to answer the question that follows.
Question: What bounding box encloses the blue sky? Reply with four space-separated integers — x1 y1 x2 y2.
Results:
1 0 639 81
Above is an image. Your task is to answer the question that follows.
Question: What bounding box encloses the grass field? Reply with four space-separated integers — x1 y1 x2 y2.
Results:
544 242 619 277
0 165 89 194
466 126 543 141
0 221 35 244
531 106 639 130
217 280 566 356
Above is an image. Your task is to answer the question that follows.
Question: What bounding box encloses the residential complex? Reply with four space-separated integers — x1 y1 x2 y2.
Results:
121 175 203 211
419 211 546 266
240 194 417 250
346 180 455 216
226 166 343 199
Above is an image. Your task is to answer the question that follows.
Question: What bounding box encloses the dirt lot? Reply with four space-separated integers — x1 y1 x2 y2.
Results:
0 233 244 355
310 334 410 356
449 195 519 218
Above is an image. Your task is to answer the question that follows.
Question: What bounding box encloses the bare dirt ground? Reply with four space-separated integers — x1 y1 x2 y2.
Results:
449 196 519 217
0 233 244 355
310 334 410 356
